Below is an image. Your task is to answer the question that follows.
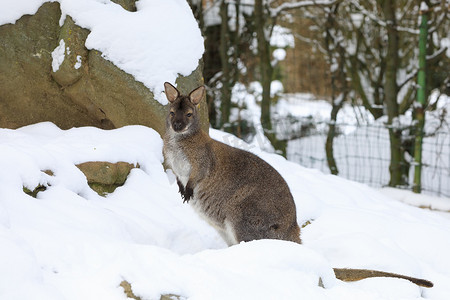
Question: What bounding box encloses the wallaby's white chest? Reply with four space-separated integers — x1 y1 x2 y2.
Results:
164 138 191 186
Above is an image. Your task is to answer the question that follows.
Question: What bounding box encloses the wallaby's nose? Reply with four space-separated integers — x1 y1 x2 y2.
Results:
173 121 183 131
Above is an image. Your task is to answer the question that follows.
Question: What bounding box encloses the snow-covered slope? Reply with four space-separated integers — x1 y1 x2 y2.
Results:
1 122 449 300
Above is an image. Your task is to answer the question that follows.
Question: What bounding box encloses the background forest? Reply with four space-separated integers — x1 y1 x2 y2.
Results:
187 0 450 196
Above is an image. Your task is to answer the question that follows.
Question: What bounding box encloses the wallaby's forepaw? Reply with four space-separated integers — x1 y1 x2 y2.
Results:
182 187 193 203
176 179 185 195
176 179 191 203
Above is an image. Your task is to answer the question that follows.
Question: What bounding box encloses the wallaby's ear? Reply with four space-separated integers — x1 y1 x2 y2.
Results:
164 82 179 103
189 86 205 105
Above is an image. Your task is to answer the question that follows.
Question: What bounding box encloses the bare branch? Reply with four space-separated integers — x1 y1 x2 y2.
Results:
270 0 339 18
349 0 420 34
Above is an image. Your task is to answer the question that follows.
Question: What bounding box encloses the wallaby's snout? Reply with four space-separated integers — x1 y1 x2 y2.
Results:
167 99 195 133
173 120 183 132
171 114 189 132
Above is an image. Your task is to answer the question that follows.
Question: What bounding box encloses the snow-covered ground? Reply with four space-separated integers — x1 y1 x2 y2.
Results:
1 122 450 300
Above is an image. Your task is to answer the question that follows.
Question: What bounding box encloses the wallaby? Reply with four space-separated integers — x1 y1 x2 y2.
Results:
162 82 433 288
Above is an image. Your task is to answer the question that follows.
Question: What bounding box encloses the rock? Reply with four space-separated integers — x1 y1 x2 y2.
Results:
23 185 46 198
20 163 135 197
51 15 88 87
111 0 137 12
22 170 54 198
120 280 183 300
76 161 137 196
160 294 183 300
0 2 208 136
0 3 89 129
120 280 141 300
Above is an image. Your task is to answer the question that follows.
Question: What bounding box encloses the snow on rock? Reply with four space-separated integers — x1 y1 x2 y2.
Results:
0 0 204 104
51 39 67 72
0 0 45 25
74 55 82 69
1 123 450 299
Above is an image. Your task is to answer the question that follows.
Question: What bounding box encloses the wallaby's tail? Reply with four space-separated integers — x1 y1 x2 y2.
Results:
333 268 433 288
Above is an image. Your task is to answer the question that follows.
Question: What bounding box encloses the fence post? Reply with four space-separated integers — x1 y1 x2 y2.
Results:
413 3 428 193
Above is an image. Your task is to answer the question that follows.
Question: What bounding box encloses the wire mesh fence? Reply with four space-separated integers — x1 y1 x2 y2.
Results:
286 122 450 198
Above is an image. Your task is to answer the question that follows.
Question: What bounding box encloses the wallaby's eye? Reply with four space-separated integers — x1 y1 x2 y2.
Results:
186 113 192 118
169 111 175 116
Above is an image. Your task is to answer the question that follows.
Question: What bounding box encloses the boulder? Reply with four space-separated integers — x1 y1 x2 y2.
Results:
22 164 136 197
76 161 138 196
111 0 137 12
22 170 54 198
0 1 208 136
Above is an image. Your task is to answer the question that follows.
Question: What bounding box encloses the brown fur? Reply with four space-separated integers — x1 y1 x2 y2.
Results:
162 82 433 288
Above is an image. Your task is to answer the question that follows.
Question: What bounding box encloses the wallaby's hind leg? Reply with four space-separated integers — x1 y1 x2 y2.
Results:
233 216 279 243
229 196 301 244
287 223 302 244
217 220 240 246
231 213 301 244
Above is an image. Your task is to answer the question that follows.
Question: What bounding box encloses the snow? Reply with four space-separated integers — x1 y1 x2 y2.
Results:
270 25 295 48
0 0 204 104
74 55 82 69
51 39 66 72
0 0 44 25
273 48 287 61
380 187 450 215
203 0 221 27
420 1 429 11
1 122 450 300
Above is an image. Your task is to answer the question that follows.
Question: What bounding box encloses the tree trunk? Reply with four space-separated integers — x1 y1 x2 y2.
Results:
233 0 241 83
380 0 404 187
413 9 428 193
219 0 231 129
254 0 272 131
326 99 343 175
324 5 347 175
254 0 286 156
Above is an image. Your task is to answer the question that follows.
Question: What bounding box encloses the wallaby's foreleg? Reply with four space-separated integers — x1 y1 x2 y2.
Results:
183 159 208 204
176 178 192 203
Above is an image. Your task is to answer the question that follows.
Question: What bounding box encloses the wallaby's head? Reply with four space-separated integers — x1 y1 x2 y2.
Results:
164 82 205 134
